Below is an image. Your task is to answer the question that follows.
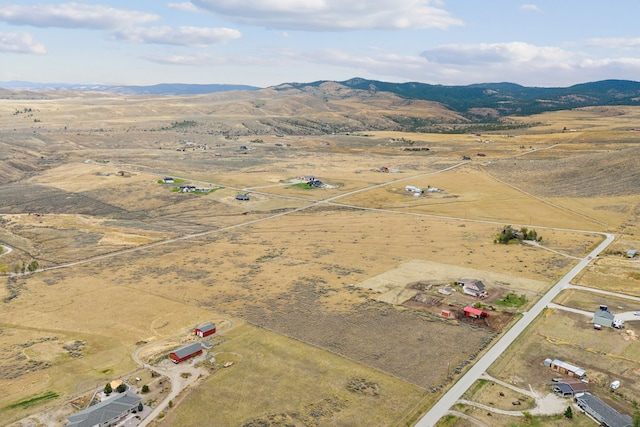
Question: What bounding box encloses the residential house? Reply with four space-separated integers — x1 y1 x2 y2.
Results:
552 378 588 397
575 393 632 427
66 390 142 427
459 279 488 298
162 177 174 184
594 308 615 328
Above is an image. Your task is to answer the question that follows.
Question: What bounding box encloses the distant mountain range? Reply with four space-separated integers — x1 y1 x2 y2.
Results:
2 78 640 118
279 78 640 118
0 81 260 95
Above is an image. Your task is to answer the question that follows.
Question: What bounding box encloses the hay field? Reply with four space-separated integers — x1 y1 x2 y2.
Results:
0 94 639 425
159 323 426 426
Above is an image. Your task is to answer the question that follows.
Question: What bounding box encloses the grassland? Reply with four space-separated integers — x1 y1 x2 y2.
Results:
0 92 638 426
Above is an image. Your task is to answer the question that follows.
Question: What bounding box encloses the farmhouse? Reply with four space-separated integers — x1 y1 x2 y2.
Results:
552 378 588 397
593 307 615 328
66 390 142 427
194 323 216 338
235 193 250 201
162 177 174 184
300 175 315 181
405 185 422 193
575 393 632 427
459 279 488 298
547 358 586 379
463 306 489 319
170 342 203 364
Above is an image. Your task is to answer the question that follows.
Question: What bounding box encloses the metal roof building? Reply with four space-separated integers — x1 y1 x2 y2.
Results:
66 390 141 427
576 393 632 427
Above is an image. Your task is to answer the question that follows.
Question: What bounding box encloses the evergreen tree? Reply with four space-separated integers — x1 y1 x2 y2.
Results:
564 405 573 419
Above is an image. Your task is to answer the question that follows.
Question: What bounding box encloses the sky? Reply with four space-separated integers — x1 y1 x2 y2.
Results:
0 1 639 88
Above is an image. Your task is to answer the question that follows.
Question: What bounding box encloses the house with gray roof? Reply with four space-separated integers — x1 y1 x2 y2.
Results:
66 390 141 427
575 393 632 427
594 308 615 328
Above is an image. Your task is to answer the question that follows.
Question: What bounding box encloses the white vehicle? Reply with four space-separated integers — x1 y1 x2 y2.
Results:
613 319 624 329
611 380 620 390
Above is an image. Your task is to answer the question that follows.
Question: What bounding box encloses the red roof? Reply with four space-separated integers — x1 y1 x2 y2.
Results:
464 306 488 316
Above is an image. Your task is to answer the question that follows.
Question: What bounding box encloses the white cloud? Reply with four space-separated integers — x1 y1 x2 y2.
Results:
0 2 158 29
421 42 571 68
0 32 46 54
191 0 463 30
114 26 241 46
146 52 274 66
586 37 640 49
520 4 541 12
167 2 200 12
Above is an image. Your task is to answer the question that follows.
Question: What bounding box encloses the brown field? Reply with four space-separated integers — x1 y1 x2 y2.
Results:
0 92 639 426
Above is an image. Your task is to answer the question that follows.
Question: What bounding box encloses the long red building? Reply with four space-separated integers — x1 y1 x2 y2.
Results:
170 342 203 364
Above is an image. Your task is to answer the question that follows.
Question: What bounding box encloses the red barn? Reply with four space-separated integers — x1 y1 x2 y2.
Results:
170 342 203 364
194 323 217 338
464 306 489 319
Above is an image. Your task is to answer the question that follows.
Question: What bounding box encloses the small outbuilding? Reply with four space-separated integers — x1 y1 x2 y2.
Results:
235 193 250 201
593 308 615 328
550 359 586 378
463 306 489 319
627 249 637 258
170 342 203 364
194 323 217 338
162 177 174 184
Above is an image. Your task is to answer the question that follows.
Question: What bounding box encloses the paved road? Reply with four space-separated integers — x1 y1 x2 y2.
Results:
415 232 615 426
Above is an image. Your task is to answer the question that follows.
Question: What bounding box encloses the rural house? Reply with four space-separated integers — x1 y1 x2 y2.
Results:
575 393 632 427
162 177 174 184
593 307 615 328
194 323 216 338
170 342 203 364
459 279 488 298
546 358 586 379
66 390 142 427
551 378 588 397
463 306 489 319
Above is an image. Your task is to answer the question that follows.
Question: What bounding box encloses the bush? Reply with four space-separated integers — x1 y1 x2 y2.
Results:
141 384 149 393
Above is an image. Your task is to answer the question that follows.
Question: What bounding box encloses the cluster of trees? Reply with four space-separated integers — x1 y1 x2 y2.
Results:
13 260 39 274
495 225 542 245
103 382 127 395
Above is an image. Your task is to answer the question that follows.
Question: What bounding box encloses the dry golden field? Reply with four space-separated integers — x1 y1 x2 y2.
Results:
0 90 639 426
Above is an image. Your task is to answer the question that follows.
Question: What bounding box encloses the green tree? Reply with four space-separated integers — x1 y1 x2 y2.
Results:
104 383 112 395
27 260 39 272
564 406 573 419
138 402 143 412
632 410 640 427
141 384 149 393
116 383 127 393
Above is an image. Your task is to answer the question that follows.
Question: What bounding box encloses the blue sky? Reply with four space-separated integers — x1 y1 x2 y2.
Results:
0 1 639 87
